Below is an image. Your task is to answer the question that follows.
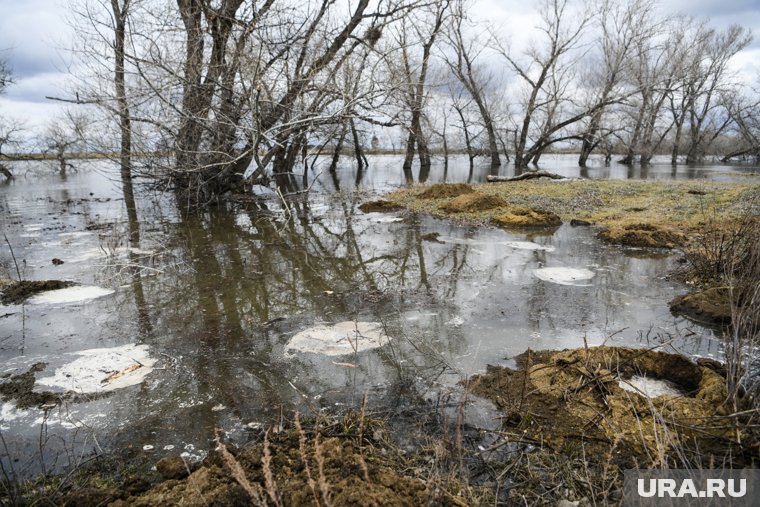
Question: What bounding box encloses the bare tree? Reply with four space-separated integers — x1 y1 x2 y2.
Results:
722 82 760 163
576 0 656 167
389 0 450 181
0 119 23 180
44 112 88 174
443 0 500 167
494 0 593 168
678 25 751 163
0 51 11 95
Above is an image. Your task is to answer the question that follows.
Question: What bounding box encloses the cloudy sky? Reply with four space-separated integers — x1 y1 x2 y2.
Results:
1 0 759 139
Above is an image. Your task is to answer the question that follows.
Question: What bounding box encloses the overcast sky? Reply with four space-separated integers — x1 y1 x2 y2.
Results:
1 0 759 137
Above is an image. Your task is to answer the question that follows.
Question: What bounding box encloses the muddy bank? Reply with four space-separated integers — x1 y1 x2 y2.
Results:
468 346 756 468
670 287 733 328
19 415 480 507
0 280 75 305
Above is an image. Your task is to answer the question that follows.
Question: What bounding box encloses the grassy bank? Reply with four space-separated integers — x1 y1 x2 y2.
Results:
385 179 759 232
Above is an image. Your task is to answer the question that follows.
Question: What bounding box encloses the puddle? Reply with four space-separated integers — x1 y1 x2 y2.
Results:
285 321 390 357
28 285 115 304
35 344 156 393
533 267 595 285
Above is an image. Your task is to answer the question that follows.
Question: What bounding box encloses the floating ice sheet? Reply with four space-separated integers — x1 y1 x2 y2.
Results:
28 285 115 304
285 321 389 357
533 267 595 286
619 375 683 398
436 236 555 251
373 216 404 223
35 344 156 394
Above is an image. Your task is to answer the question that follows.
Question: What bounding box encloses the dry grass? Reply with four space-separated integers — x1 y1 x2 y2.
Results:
387 180 759 232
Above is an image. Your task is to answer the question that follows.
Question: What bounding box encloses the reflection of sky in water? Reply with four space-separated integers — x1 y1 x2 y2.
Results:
0 156 742 476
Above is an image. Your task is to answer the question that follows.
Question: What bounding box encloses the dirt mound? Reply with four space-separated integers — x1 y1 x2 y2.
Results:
492 207 562 227
0 362 62 409
417 183 474 199
598 223 686 249
1 280 76 305
670 287 732 328
107 423 467 506
358 200 404 213
440 193 507 213
468 346 755 468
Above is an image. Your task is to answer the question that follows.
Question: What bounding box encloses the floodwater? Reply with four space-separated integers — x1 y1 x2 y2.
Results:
0 154 755 477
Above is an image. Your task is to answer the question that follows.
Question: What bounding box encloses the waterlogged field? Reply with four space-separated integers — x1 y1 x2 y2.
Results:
0 155 757 503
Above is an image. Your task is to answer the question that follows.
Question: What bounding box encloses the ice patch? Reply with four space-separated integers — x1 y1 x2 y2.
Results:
445 316 465 327
533 267 595 286
437 236 554 251
504 241 555 252
373 216 403 223
285 321 389 357
58 231 94 238
28 286 115 304
1 402 29 430
619 375 683 398
35 344 156 394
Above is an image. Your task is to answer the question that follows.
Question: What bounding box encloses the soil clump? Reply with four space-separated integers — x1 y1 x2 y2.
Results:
440 193 507 213
597 223 686 249
670 287 732 328
417 183 473 199
468 346 756 468
358 200 404 213
0 362 63 409
493 207 562 228
1 280 76 305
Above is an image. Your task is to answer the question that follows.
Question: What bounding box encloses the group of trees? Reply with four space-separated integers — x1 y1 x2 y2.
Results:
2 0 759 199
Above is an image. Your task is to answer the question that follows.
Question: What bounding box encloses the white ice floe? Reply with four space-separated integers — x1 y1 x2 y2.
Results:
445 316 465 327
436 236 554 251
1 402 29 431
373 216 404 223
619 375 682 398
285 321 390 357
533 267 595 286
35 344 156 394
504 241 555 252
58 231 94 238
28 285 115 305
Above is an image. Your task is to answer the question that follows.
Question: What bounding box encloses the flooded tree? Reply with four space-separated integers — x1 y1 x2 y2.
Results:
443 0 501 168
493 0 593 167
43 113 88 175
389 0 450 182
576 0 657 167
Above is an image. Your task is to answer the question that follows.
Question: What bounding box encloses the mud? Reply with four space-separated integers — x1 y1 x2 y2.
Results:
597 223 687 249
440 193 507 213
358 200 405 213
88 420 470 507
492 207 562 228
0 280 76 305
670 287 732 328
468 346 757 468
0 363 61 409
417 183 474 199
